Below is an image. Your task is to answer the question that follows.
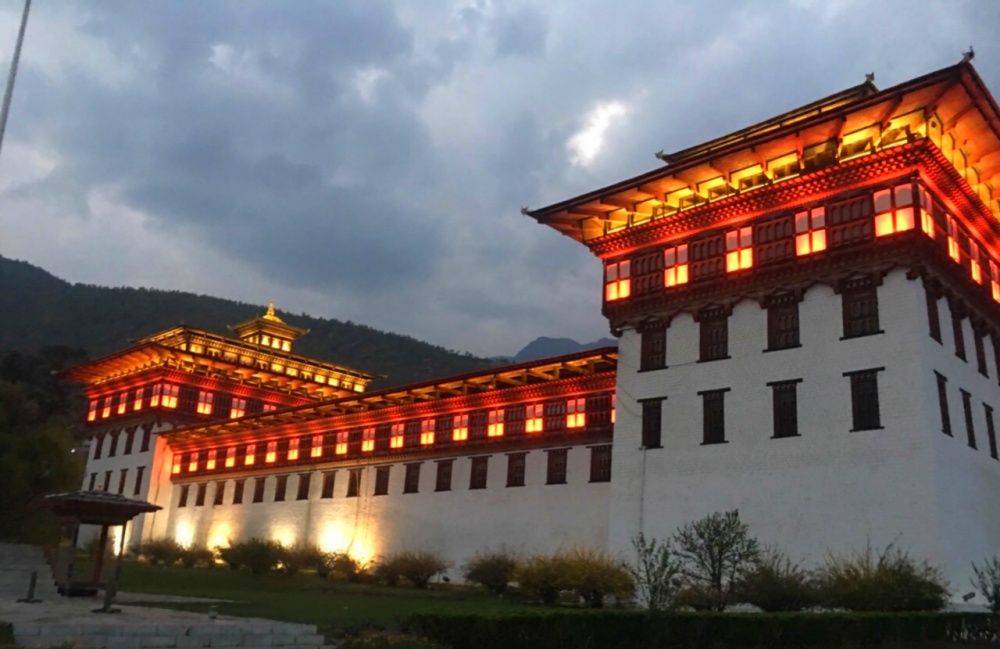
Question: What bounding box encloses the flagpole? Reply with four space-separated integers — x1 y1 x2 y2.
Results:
0 0 32 162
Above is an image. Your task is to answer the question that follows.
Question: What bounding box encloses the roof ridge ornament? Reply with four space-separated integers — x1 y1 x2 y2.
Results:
263 302 284 323
865 72 875 84
962 46 975 63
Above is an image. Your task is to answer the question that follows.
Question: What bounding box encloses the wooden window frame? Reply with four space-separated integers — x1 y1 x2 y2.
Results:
641 398 664 449
640 326 667 371
699 309 729 362
841 284 881 339
699 388 730 445
403 463 421 494
469 456 489 490
435 460 454 492
769 379 802 439
373 466 390 496
985 403 999 460
961 389 977 450
845 368 884 432
296 473 311 501
935 371 952 436
546 449 568 485
346 469 362 498
320 472 335 499
506 452 526 488
765 297 800 351
589 445 612 483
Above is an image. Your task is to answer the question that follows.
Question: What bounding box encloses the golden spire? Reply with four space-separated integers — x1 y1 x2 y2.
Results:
262 302 284 323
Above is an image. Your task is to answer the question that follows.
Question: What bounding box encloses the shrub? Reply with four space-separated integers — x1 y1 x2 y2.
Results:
179 547 215 569
375 554 404 587
138 538 184 566
971 555 1000 614
562 546 635 608
815 543 949 611
338 632 446 649
279 544 324 575
396 550 450 589
515 553 572 605
462 548 518 596
673 510 760 611
216 538 284 575
630 534 682 612
736 549 818 612
325 552 373 582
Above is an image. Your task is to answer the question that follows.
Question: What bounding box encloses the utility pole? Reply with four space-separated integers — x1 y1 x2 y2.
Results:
0 0 32 162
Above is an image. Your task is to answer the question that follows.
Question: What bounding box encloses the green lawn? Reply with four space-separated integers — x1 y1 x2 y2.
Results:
117 562 528 634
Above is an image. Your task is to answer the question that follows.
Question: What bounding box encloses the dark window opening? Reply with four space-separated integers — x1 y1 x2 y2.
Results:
320 472 335 499
93 435 104 460
252 478 266 503
935 372 952 436
347 469 362 498
770 380 801 438
374 466 390 496
117 469 128 495
88 473 96 491
546 449 568 485
975 331 989 377
140 428 151 453
403 463 421 494
435 460 453 492
232 480 245 505
926 288 942 343
133 466 145 496
846 369 883 431
213 481 225 506
641 398 664 449
296 473 311 501
699 311 729 361
102 470 111 491
470 456 489 489
124 430 135 455
985 404 998 460
589 445 612 483
506 453 526 487
701 389 728 444
640 326 667 371
178 484 189 508
274 475 288 502
767 300 800 351
953 311 967 361
842 285 880 338
195 482 206 507
961 389 977 449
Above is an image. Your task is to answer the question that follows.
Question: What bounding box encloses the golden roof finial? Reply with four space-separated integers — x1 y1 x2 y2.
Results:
263 302 284 323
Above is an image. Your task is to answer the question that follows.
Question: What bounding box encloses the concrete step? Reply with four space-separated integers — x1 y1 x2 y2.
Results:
14 622 331 649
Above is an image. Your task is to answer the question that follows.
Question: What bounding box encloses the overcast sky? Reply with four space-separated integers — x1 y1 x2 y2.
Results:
0 1 998 357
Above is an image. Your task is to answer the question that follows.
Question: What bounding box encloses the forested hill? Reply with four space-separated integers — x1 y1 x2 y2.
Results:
0 255 499 389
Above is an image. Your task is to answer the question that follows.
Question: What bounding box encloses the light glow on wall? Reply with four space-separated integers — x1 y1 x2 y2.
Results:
318 522 375 566
207 523 232 551
171 455 181 474
87 400 97 422
271 526 297 549
175 521 194 549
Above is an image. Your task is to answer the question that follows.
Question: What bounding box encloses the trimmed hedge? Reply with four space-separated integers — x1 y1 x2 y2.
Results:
409 610 1000 649
0 622 12 646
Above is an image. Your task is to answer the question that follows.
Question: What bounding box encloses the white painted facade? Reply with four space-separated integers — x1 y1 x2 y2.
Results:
608 269 1000 595
165 444 609 571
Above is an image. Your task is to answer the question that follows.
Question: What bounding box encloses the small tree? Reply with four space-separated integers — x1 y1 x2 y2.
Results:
736 548 818 612
516 553 572 605
672 510 760 611
463 548 518 596
384 550 449 589
971 555 1000 614
563 546 635 608
138 538 184 566
630 534 681 612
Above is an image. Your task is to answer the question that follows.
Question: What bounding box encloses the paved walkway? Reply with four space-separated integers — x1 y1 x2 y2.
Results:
0 543 331 649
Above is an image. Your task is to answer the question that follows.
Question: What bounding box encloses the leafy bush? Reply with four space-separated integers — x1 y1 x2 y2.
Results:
179 547 215 569
216 538 284 575
338 632 446 649
814 543 949 611
462 548 518 596
562 546 635 608
278 544 324 575
138 538 184 566
395 550 450 589
515 553 572 605
325 552 372 583
630 534 682 612
736 549 818 612
971 555 1000 614
375 554 404 587
673 510 760 611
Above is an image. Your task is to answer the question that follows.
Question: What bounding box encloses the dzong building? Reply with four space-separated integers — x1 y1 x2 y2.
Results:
69 59 1000 596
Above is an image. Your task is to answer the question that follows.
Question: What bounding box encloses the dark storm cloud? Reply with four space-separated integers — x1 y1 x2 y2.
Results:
1 0 999 356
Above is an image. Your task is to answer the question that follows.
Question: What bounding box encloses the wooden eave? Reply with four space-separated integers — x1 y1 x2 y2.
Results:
162 348 618 444
526 61 1000 246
